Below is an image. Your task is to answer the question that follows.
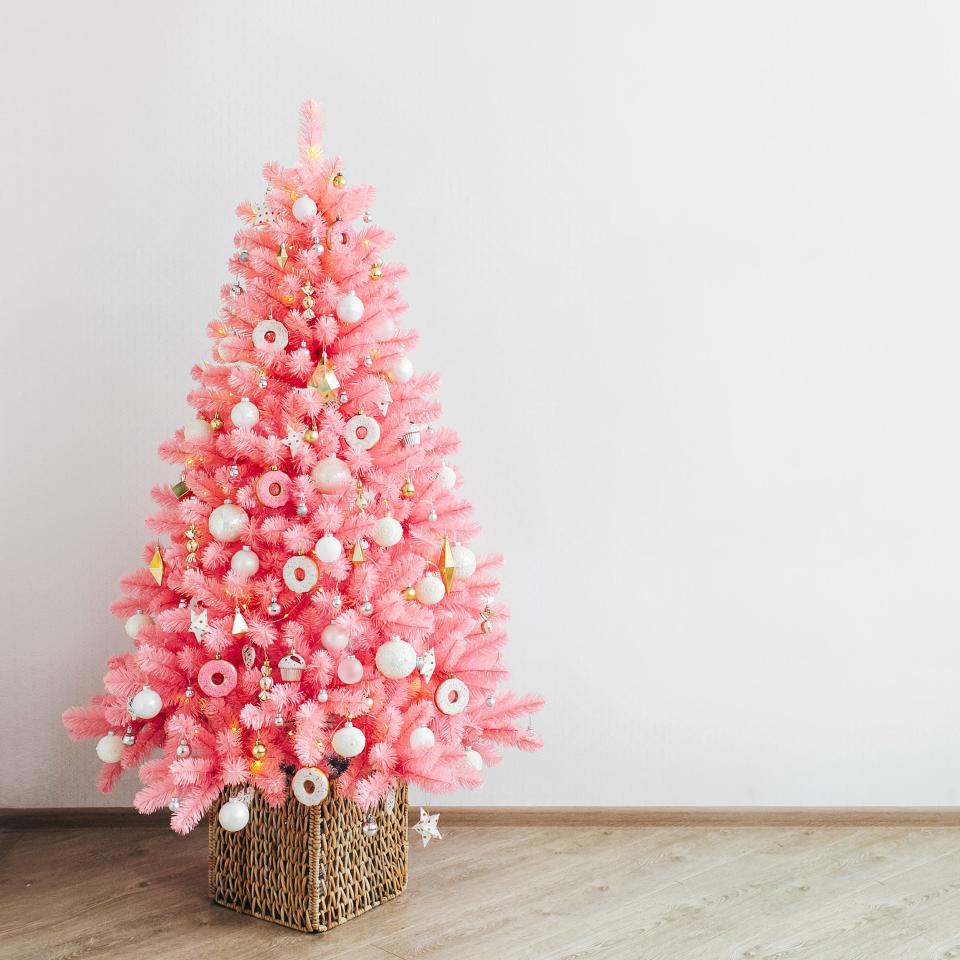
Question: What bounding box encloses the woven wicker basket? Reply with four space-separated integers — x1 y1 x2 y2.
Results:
208 781 408 932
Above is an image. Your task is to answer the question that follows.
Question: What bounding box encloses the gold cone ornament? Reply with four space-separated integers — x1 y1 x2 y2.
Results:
148 546 164 586
351 541 365 565
439 535 456 591
309 355 340 399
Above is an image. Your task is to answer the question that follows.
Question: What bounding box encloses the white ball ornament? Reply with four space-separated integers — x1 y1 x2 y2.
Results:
314 533 343 563
332 721 366 758
337 655 364 685
409 726 436 751
415 572 446 606
390 355 414 383
231 546 260 576
464 746 483 771
311 456 352 494
291 194 318 224
335 290 364 324
124 611 153 639
184 419 212 441
208 502 249 542
371 515 403 548
230 397 259 428
437 464 457 491
452 544 477 579
291 767 329 806
95 732 124 763
375 637 417 679
131 685 162 720
321 623 349 653
217 797 250 832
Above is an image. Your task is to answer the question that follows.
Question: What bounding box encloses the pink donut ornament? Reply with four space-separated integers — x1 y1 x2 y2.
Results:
256 469 292 508
198 658 238 697
326 220 357 252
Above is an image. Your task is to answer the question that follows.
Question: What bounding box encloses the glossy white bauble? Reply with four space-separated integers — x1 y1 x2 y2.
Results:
371 515 403 548
409 726 436 751
95 732 123 763
375 638 417 679
130 685 162 720
464 747 483 771
321 623 349 653
452 544 477 579
311 457 352 493
437 464 457 490
336 290 364 324
314 533 343 563
292 194 318 223
217 798 250 832
124 612 153 639
337 655 364 685
230 546 260 576
415 573 445 606
390 356 414 383
230 397 259 428
208 503 249 542
332 722 366 758
184 419 212 441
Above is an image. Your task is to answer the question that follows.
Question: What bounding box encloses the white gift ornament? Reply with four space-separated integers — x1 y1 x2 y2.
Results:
217 797 250 832
332 721 366 758
278 652 306 681
375 637 417 679
131 685 162 719
96 732 123 763
208 502 249 542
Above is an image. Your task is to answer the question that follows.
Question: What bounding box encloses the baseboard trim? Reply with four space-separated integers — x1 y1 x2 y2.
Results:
3 806 960 829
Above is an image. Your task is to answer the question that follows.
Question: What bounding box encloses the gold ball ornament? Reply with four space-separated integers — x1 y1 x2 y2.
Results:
251 740 267 761
332 171 346 188
210 415 223 431
402 586 417 601
401 481 416 499
304 425 319 444
370 264 382 280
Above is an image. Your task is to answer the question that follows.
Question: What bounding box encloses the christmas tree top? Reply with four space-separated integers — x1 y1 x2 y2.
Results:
63 101 543 834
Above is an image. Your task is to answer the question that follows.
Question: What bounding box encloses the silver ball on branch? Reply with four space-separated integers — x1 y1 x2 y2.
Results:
362 816 378 838
169 796 181 812
176 740 191 758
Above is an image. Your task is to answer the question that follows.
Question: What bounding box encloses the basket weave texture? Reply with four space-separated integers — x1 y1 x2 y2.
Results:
208 781 408 932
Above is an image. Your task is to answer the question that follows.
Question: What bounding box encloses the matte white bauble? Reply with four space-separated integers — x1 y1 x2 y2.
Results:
230 546 260 576
131 685 162 720
124 612 153 639
321 623 349 653
311 456 352 494
464 747 483 771
336 290 364 324
217 797 250 832
292 194 318 223
332 722 366 758
376 316 397 339
409 726 436 751
230 397 259 428
371 515 403 548
437 464 457 490
452 544 477 579
208 502 249 542
337 655 364 685
95 732 123 763
415 573 446 606
375 637 417 679
314 533 343 563
390 356 414 383
184 419 212 441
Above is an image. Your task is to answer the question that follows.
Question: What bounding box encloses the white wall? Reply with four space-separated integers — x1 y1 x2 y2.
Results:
3 1 960 808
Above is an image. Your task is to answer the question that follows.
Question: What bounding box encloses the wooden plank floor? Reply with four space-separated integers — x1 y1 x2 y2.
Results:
3 821 960 959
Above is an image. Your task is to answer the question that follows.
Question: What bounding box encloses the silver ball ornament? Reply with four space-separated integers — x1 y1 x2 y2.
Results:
122 728 136 747
338 392 348 404
184 684 195 699
428 509 437 522
231 282 242 296
268 598 282 616
238 249 249 262
486 696 496 707
274 712 285 727
228 465 240 479
360 599 373 615
331 594 343 608
258 375 268 389
318 689 329 703
363 356 373 368
169 796 181 812
362 816 378 837
176 740 191 758
296 501 308 517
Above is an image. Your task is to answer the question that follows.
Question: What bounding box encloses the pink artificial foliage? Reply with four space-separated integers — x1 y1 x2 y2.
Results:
63 102 542 831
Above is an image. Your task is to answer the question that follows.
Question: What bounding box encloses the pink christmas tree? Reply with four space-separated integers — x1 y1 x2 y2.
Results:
64 102 543 834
